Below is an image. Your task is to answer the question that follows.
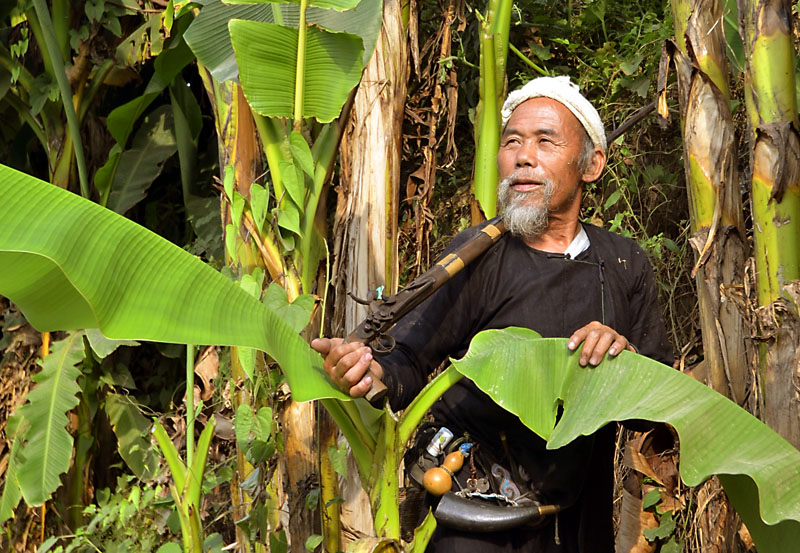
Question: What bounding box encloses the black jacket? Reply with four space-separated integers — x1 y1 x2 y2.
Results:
380 222 673 553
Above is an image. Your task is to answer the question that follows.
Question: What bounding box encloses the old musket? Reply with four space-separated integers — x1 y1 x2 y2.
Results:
347 100 659 403
345 217 507 403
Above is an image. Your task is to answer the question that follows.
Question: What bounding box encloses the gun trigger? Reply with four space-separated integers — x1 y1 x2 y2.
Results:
372 334 396 354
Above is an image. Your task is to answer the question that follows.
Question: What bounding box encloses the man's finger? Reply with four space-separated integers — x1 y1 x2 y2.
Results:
343 353 374 396
608 336 629 357
586 332 615 365
321 341 360 373
311 337 333 355
336 346 370 380
567 328 588 351
579 329 602 366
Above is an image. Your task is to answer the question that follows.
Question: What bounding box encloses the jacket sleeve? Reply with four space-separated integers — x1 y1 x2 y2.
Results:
626 248 674 366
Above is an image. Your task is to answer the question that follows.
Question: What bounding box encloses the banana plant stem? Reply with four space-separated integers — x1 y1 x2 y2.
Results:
293 0 309 131
32 0 90 198
321 399 371 481
186 344 195 468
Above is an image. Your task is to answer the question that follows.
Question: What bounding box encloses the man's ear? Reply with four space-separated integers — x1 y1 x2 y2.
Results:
581 148 606 183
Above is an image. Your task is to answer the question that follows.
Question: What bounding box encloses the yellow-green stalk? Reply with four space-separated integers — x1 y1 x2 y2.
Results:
668 0 749 403
738 0 800 447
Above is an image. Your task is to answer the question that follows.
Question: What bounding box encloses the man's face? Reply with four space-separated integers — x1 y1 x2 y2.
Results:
496 97 589 230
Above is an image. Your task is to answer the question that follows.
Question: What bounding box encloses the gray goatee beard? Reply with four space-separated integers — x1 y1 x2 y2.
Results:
497 173 554 242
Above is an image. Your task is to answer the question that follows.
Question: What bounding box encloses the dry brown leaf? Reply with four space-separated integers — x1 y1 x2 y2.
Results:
193 346 219 402
623 442 664 485
212 413 235 442
738 522 754 550
659 491 685 513
616 487 658 553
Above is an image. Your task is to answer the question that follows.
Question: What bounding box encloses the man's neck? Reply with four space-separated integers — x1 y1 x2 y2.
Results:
523 218 581 253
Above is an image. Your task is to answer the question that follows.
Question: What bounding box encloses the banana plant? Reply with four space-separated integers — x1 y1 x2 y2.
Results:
0 331 85 522
183 0 381 548
153 415 218 553
0 164 340 529
2 165 800 553
185 0 381 292
738 0 800 447
0 1 165 196
471 0 513 220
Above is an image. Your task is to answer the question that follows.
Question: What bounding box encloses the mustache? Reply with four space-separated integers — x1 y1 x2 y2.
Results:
499 174 554 195
503 170 550 186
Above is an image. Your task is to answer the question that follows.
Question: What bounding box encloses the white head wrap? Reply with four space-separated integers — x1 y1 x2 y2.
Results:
501 76 607 152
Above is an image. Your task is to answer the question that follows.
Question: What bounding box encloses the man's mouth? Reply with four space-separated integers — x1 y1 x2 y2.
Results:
511 180 543 193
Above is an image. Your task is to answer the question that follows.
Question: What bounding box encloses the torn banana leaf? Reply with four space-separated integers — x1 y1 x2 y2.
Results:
451 327 800 553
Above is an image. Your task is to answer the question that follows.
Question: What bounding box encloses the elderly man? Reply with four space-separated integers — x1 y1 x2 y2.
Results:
313 76 673 552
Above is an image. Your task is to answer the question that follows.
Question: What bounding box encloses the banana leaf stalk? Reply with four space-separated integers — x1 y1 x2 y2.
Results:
471 0 513 220
293 0 310 130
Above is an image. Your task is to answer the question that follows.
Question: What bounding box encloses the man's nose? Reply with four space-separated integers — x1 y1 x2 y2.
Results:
515 142 538 168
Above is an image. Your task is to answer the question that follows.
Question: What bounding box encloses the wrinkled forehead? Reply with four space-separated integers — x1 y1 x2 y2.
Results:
503 97 587 139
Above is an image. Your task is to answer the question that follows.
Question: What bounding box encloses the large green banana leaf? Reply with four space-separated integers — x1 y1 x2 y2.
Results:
230 19 364 122
226 0 361 12
185 0 381 83
0 164 345 403
450 327 800 553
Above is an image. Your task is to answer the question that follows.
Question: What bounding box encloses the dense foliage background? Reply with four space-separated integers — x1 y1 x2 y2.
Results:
1 0 798 552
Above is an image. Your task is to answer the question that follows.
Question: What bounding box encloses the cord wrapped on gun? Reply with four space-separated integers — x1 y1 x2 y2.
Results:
336 216 507 404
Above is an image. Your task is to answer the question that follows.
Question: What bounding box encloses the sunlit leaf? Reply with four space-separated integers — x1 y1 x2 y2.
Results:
235 404 255 450
230 20 363 122
263 283 314 333
290 131 315 178
232 190 246 230
250 182 270 232
225 223 237 259
276 201 302 235
185 0 275 83
279 160 305 207
0 165 346 403
450 328 800 553
225 0 361 11
237 345 257 380
186 0 381 81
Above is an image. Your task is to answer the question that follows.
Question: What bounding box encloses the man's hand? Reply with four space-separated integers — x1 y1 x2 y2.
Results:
567 321 635 367
311 337 384 398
